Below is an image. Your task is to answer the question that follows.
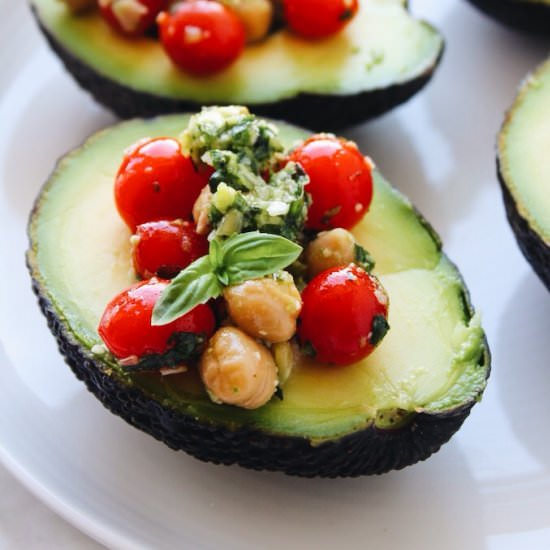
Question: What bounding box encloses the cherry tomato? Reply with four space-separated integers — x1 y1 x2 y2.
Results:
99 0 167 37
157 1 246 76
282 0 358 40
114 137 211 232
289 134 373 230
98 278 216 359
133 219 208 279
298 264 388 365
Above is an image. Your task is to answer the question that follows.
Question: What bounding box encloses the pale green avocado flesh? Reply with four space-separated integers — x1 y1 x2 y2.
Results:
499 59 550 245
29 115 487 442
31 0 443 104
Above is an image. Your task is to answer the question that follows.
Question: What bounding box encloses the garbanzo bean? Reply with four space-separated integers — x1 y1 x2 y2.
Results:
305 228 356 278
223 274 301 343
192 185 212 235
220 0 273 42
200 327 278 409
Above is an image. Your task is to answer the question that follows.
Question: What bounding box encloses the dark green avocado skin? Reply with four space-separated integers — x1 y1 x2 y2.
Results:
29 270 489 477
33 12 443 132
465 0 550 34
498 160 550 291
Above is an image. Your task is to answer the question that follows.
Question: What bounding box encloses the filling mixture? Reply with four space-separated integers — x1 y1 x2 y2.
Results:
60 0 359 75
97 106 390 410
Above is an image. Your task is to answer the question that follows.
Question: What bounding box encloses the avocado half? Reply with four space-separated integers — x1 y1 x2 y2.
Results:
498 59 550 291
465 0 550 34
27 115 490 477
30 0 444 131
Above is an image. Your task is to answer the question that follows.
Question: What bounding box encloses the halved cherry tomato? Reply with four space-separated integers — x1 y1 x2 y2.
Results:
289 134 373 230
157 1 246 76
98 278 215 359
98 0 167 37
114 137 211 232
298 264 389 365
133 219 208 279
282 0 358 40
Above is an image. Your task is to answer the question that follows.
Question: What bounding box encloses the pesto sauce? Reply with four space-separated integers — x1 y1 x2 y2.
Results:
180 106 310 241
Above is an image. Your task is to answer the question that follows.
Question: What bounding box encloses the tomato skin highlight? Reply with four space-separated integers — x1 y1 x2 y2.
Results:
133 219 208 279
289 134 373 230
114 137 210 232
99 0 167 37
298 264 388 366
158 1 246 76
98 279 216 359
282 0 359 40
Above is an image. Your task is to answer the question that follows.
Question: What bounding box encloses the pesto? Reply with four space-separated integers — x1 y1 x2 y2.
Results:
181 106 310 241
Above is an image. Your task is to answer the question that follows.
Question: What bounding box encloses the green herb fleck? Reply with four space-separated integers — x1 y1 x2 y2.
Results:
365 50 384 72
369 315 390 347
302 341 317 359
320 205 342 227
354 243 375 272
339 8 354 21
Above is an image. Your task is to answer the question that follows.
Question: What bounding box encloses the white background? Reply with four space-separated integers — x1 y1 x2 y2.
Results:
1 1 549 548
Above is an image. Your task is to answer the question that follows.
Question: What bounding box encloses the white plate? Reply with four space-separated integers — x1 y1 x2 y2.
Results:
1 1 550 549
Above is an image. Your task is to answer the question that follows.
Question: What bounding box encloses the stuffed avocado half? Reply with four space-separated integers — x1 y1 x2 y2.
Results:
465 0 550 34
30 0 444 130
27 112 489 477
498 59 550 291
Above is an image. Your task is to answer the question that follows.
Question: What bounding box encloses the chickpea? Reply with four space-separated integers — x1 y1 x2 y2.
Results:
305 228 356 278
192 185 212 235
219 0 273 42
200 327 278 409
223 273 302 343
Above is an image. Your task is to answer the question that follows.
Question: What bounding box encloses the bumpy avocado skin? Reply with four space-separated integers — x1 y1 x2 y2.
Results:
465 0 550 34
33 11 442 132
498 162 550 291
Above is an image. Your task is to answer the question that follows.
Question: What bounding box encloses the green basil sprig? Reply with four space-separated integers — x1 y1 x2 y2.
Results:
152 231 302 326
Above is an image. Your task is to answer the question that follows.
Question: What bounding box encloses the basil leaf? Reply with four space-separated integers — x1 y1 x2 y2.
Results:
221 231 302 285
152 256 222 326
152 232 301 326
209 238 224 269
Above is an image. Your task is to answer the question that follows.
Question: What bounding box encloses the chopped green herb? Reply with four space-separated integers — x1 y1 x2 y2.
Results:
365 50 384 72
369 315 390 347
339 8 354 21
321 205 342 226
121 332 206 373
354 243 375 272
302 341 317 358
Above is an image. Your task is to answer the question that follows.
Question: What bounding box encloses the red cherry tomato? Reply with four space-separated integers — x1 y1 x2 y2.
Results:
157 1 246 76
282 0 359 40
133 219 208 279
99 0 167 37
98 278 215 359
289 134 373 230
114 137 211 232
298 264 389 366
